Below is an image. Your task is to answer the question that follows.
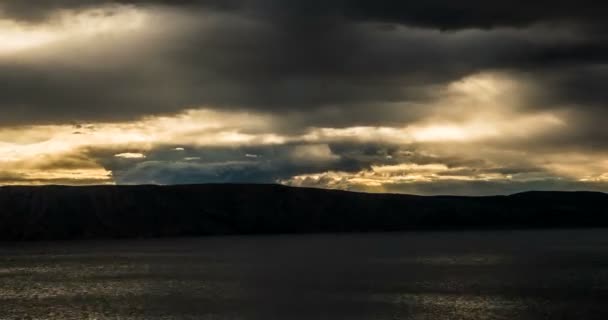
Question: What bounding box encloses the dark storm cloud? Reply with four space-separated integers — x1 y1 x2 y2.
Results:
4 0 608 29
0 13 603 127
0 0 606 126
0 0 605 132
340 1 608 30
2 0 608 194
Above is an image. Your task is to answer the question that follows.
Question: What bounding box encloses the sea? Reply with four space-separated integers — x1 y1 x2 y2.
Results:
2 229 608 319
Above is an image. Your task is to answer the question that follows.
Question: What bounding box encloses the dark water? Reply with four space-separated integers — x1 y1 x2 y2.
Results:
2 230 608 319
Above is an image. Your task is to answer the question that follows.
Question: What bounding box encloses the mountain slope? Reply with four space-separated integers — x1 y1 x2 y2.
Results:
0 184 607 240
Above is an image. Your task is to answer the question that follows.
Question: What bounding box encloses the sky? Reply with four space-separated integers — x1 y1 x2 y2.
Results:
0 0 607 195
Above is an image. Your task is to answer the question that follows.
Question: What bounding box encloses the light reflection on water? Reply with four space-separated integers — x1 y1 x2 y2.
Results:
2 229 608 319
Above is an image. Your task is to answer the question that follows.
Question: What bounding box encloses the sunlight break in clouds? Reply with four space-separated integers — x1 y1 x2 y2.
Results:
115 153 147 159
280 163 516 192
0 109 284 184
0 5 147 55
1 1 607 194
0 109 281 162
0 71 603 192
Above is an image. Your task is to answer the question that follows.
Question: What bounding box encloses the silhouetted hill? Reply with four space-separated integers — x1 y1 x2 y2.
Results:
0 184 607 241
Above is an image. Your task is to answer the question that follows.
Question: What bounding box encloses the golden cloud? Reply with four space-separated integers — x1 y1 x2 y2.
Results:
0 5 147 55
0 72 603 187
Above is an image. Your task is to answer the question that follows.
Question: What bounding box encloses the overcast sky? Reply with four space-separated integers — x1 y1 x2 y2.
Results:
1 0 607 195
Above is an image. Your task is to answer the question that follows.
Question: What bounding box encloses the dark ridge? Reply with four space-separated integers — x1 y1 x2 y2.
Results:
0 184 607 241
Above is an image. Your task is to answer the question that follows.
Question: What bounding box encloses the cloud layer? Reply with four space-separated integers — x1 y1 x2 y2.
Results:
0 1 607 194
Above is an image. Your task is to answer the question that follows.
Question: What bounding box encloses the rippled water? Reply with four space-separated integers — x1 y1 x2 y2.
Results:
2 229 608 319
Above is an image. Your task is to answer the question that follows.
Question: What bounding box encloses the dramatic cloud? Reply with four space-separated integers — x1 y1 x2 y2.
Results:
0 0 607 194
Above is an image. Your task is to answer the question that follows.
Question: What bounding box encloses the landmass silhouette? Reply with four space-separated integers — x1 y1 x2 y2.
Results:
1 184 606 241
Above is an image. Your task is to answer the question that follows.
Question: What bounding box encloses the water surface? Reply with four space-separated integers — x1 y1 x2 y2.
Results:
2 229 608 319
